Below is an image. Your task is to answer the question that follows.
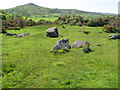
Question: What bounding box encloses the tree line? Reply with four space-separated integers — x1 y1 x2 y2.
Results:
1 10 119 33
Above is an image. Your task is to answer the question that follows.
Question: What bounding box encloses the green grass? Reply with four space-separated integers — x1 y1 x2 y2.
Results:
26 17 58 22
39 17 58 22
2 25 118 88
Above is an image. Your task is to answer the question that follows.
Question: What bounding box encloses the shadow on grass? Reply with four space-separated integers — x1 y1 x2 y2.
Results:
50 49 70 54
83 48 95 54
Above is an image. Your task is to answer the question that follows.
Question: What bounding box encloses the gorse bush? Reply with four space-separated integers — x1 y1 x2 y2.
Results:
103 25 113 33
103 17 119 33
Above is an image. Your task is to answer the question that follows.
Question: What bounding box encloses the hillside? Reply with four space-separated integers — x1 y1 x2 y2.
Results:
4 3 114 18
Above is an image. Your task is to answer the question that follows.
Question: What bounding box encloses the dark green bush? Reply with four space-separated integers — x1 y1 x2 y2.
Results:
54 15 83 26
37 19 52 25
14 27 21 30
1 28 7 33
86 18 107 27
27 19 36 26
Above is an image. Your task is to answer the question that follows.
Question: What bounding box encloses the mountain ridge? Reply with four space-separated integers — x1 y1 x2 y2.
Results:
4 3 116 18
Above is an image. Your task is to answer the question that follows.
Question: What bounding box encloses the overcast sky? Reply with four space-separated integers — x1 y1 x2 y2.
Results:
0 0 119 14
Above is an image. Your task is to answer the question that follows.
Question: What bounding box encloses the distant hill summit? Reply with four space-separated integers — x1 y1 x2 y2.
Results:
4 3 116 18
25 3 39 6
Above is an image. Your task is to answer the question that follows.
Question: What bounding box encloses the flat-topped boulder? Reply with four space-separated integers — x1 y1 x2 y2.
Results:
72 40 91 48
46 27 59 37
72 40 91 53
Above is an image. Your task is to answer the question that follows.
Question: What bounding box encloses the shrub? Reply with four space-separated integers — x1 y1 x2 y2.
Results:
86 18 107 27
27 19 36 26
70 20 76 26
54 16 84 26
83 19 89 24
76 22 82 26
7 27 15 30
2 17 27 33
86 20 97 27
81 42 91 53
37 19 52 25
59 21 66 25
103 25 114 33
1 28 7 33
14 27 20 30
107 17 119 33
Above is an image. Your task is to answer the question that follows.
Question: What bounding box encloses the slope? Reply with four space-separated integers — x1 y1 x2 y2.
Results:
4 3 114 18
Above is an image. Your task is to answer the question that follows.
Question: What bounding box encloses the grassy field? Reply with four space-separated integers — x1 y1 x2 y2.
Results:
2 25 118 88
26 17 58 22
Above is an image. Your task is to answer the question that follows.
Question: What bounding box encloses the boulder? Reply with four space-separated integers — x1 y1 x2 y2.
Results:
21 33 30 36
108 34 120 39
6 33 17 36
97 44 102 46
15 35 24 38
15 33 30 38
72 40 91 53
72 40 91 48
51 39 71 52
46 27 59 37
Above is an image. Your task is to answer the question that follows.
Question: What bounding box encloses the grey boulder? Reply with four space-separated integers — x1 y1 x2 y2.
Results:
15 33 30 38
15 35 24 38
46 27 59 37
21 33 30 36
108 34 120 39
51 39 71 52
72 40 91 48
6 33 17 36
